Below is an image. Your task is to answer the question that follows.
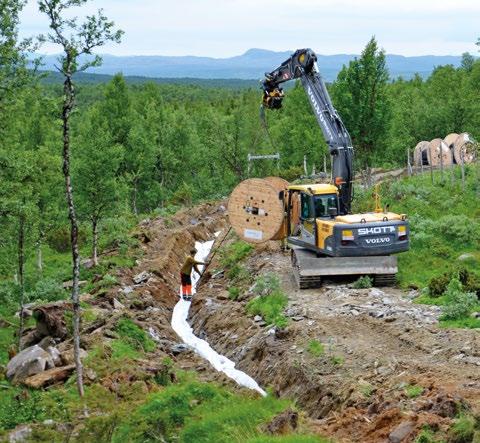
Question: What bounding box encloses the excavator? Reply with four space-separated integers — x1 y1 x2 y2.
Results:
260 48 409 288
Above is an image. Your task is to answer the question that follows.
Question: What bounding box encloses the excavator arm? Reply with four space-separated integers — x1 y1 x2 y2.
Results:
262 48 354 214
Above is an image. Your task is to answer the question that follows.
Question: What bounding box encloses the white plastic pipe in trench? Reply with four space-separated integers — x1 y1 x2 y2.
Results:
170 232 266 396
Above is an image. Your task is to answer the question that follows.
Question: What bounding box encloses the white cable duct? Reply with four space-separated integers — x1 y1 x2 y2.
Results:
171 233 267 397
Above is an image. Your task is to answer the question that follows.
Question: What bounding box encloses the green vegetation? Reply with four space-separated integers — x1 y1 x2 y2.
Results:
247 274 288 328
115 318 156 352
228 286 241 300
414 426 437 443
354 166 480 292
404 384 423 398
220 241 254 268
307 340 325 357
448 414 478 442
352 275 373 289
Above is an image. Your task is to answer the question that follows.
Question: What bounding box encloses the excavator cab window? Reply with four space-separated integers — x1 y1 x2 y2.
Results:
313 194 338 218
300 193 313 220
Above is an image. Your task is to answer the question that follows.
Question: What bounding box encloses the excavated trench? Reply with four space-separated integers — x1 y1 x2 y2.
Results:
120 202 479 442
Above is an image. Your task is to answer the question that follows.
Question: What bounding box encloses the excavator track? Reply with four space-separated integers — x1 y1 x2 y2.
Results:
291 248 398 289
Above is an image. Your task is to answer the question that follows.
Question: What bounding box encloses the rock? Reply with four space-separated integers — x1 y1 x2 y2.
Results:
60 348 88 366
170 344 190 355
6 345 54 383
190 218 199 225
471 312 480 319
81 258 95 269
291 316 304 322
133 271 151 284
47 347 62 367
15 308 32 319
43 419 55 426
62 280 87 289
265 408 298 435
113 298 125 310
458 253 476 262
84 368 97 382
389 421 414 443
254 315 263 322
121 286 134 295
8 425 32 442
23 364 75 388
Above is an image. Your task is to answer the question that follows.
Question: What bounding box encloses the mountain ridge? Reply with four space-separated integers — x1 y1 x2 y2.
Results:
35 48 469 82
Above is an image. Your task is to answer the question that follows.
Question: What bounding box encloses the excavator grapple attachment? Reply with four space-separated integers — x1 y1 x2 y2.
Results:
291 248 398 289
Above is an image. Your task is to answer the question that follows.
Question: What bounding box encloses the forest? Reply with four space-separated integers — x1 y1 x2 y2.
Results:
2 37 479 286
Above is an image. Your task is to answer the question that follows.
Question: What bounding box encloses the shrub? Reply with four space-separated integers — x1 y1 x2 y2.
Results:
352 276 373 289
113 381 224 442
307 340 324 357
0 389 47 431
28 278 66 303
115 318 155 352
441 278 477 321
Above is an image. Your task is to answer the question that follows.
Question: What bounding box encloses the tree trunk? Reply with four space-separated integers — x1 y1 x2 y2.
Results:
133 179 138 216
92 218 98 266
62 63 84 397
17 213 25 350
36 240 43 274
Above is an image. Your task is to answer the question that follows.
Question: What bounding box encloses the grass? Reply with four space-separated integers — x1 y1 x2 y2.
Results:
439 317 480 329
115 318 156 352
307 340 325 357
449 414 477 442
352 276 373 289
228 286 241 300
404 384 423 398
247 274 288 328
220 240 254 268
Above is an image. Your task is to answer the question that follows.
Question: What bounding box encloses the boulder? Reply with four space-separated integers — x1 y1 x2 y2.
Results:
8 425 32 443
23 364 75 389
133 271 151 284
6 345 54 384
60 348 88 366
389 421 414 443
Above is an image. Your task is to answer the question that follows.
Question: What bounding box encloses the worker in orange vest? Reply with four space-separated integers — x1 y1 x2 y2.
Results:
180 248 206 301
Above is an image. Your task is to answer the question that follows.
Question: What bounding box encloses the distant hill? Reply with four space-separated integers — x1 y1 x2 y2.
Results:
36 49 467 82
39 71 259 89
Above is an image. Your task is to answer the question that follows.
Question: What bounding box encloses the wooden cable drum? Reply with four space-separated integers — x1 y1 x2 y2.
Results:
453 132 477 164
413 141 429 166
427 138 452 167
264 176 290 240
444 133 459 149
228 178 285 244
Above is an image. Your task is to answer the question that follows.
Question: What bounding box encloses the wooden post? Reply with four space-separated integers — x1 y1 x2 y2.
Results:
303 155 307 176
461 149 466 191
323 155 327 174
407 149 412 176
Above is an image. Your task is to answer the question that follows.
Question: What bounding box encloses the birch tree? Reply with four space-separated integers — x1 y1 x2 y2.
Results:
37 0 122 397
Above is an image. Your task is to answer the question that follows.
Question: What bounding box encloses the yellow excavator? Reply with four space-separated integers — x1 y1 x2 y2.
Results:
229 48 409 288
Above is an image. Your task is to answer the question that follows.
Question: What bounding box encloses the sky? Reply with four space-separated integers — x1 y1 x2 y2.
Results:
19 0 480 57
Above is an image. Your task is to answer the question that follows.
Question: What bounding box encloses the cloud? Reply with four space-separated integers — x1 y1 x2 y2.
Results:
19 0 479 56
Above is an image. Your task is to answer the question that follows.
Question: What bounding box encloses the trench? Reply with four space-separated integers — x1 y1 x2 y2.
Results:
170 232 267 396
